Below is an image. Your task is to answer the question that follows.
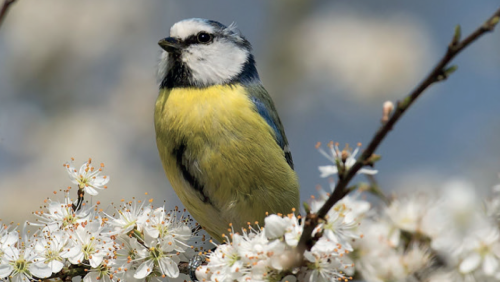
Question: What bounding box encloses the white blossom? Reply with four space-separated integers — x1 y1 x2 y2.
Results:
206 243 244 281
0 234 52 281
133 245 180 279
132 207 194 279
386 195 431 234
0 225 18 266
356 247 406 282
318 142 378 177
31 194 92 231
105 200 151 234
311 188 368 252
33 230 69 273
459 223 500 277
114 235 147 271
283 213 304 248
402 244 433 275
304 250 345 282
62 220 116 268
64 158 109 196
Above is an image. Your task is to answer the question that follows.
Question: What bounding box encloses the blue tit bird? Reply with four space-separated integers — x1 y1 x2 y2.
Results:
154 18 299 242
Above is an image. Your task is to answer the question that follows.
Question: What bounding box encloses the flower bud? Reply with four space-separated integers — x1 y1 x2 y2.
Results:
381 101 394 123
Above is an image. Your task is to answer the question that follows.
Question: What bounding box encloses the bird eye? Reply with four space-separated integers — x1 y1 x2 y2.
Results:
197 32 213 44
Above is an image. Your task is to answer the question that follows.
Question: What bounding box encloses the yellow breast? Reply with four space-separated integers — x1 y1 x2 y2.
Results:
154 84 299 241
156 84 261 137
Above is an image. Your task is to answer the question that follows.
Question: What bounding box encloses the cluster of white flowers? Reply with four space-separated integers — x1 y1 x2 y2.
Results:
196 181 371 282
7 153 500 282
0 159 199 281
316 141 500 281
346 180 500 282
0 158 372 282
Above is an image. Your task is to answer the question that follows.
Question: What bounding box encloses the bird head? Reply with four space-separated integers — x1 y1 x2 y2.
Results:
158 18 259 89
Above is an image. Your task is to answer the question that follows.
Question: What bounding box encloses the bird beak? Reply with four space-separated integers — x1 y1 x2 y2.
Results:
158 37 182 53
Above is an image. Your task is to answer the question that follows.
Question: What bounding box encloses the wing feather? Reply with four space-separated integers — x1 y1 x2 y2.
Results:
248 85 294 170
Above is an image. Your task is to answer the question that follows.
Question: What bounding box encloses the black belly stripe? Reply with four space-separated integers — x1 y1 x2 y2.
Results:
173 142 213 205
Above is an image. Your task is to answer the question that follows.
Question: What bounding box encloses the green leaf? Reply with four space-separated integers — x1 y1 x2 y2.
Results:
444 65 458 76
452 25 461 45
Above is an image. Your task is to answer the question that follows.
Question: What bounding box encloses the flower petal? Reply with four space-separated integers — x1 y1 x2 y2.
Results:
460 252 481 274
483 253 499 275
0 264 13 278
89 254 104 268
83 272 100 282
48 260 64 273
358 168 378 175
195 265 211 281
264 215 287 239
134 259 154 279
29 262 52 278
159 257 179 278
318 166 338 177
68 252 85 265
92 176 109 186
84 186 99 196
60 246 80 259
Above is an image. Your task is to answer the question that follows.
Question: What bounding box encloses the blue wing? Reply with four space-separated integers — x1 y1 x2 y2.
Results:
251 96 285 149
249 92 294 170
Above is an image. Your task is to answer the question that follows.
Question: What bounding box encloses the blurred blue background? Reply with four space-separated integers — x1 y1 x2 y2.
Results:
0 0 499 223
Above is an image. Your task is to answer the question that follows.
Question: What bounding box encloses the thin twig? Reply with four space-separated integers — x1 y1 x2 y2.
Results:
0 0 16 29
71 189 85 211
365 174 390 205
296 7 500 260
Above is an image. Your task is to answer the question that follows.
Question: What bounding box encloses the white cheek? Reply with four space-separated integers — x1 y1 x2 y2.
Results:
183 41 248 85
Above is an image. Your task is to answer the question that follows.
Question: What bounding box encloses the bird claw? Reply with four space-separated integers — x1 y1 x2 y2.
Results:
188 254 205 281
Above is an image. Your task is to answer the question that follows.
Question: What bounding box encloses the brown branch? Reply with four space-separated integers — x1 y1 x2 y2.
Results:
0 0 16 29
296 7 500 260
179 261 190 275
43 265 87 281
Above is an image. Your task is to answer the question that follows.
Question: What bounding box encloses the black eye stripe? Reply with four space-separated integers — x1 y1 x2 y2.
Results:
183 32 215 46
183 35 198 45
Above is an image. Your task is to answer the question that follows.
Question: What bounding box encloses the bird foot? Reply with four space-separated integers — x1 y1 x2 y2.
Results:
188 254 205 281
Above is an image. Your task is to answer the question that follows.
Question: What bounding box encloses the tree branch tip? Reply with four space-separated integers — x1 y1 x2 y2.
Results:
490 15 500 27
436 65 458 82
364 154 382 166
482 15 500 31
398 96 412 110
344 185 358 195
452 24 462 46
